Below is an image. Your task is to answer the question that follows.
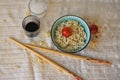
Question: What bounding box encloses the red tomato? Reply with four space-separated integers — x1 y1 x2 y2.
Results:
89 24 98 34
62 27 72 37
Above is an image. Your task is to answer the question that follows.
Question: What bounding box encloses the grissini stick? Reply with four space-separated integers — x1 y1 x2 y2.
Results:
26 44 111 66
9 37 82 80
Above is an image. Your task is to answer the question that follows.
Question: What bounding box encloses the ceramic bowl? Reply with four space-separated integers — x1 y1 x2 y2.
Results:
51 15 91 53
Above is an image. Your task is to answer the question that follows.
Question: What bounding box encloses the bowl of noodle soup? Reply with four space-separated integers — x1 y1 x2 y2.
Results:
51 15 90 53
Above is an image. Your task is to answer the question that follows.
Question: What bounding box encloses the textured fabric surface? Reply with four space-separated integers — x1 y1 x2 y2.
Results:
0 0 120 80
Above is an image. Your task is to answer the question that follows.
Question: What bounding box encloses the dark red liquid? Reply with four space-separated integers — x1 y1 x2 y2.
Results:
25 22 39 32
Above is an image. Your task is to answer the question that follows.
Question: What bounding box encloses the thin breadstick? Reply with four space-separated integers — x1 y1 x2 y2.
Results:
26 44 111 66
9 37 82 80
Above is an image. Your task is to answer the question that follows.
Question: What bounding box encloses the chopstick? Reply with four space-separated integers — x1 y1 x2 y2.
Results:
25 44 111 66
9 37 82 80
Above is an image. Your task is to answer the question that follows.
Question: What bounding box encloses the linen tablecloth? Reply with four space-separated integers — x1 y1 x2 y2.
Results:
0 0 120 80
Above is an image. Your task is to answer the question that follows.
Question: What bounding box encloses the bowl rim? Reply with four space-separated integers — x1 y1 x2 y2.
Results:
50 15 91 53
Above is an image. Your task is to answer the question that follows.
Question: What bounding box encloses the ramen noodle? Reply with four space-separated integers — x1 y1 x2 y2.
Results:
55 20 86 51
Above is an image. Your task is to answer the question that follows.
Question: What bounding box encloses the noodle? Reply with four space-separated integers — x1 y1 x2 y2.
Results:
55 20 86 51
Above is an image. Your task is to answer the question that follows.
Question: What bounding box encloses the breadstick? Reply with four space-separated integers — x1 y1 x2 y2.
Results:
9 37 82 80
26 44 111 66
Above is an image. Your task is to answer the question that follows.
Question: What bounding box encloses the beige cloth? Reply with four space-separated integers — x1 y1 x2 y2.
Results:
0 0 120 80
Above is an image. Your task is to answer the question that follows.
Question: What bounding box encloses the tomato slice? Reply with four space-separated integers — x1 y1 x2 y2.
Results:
62 27 72 37
89 24 98 34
